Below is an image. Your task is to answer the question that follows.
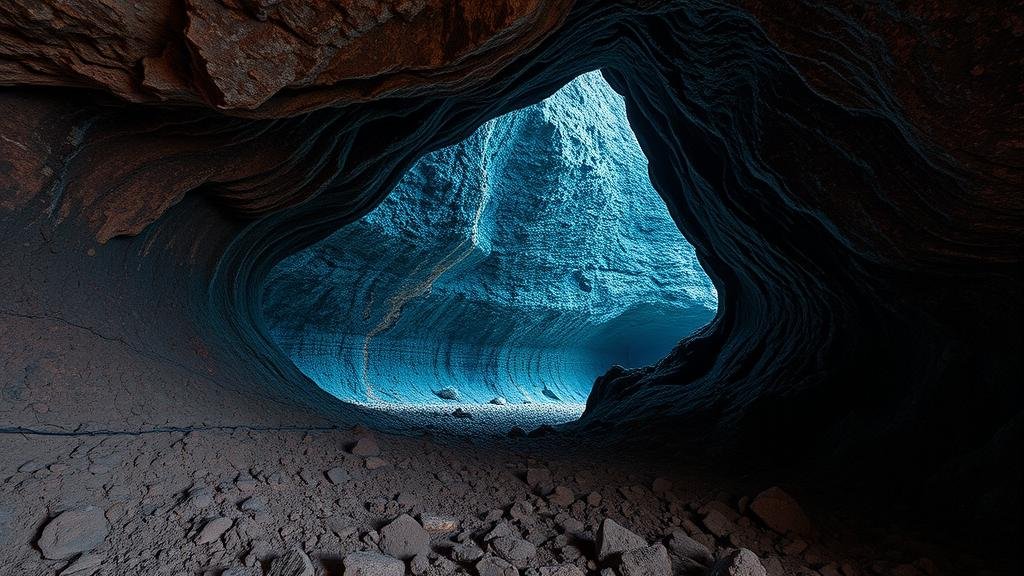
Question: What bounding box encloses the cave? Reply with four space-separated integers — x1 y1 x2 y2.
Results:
0 2 1020 576
262 71 717 433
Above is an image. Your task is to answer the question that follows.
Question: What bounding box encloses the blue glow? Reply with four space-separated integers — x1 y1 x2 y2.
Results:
264 71 718 407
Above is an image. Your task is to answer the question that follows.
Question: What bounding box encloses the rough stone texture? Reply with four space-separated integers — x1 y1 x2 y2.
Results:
490 534 537 565
0 0 1021 565
195 517 233 544
711 548 768 576
37 507 109 560
596 518 648 562
378 514 429 560
266 547 314 576
618 543 672 576
263 71 716 406
476 556 519 576
343 551 404 576
667 529 713 566
749 487 814 538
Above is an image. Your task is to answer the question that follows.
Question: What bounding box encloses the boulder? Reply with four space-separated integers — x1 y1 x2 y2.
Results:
37 507 109 560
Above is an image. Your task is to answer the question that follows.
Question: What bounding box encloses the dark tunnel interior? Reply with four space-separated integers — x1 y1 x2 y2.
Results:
0 1 1020 574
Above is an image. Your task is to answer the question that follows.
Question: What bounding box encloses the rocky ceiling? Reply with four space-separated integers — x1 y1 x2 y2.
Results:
1 0 1020 534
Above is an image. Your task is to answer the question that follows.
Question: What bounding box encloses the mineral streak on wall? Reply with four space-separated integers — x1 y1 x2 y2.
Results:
262 72 717 406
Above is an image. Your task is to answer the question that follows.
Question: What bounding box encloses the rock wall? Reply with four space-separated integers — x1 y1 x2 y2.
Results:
1 0 1020 535
262 72 717 405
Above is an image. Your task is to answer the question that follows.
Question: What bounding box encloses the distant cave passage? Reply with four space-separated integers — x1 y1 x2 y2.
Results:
261 72 717 421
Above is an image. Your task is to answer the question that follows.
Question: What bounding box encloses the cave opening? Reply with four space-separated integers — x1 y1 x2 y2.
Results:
261 71 717 434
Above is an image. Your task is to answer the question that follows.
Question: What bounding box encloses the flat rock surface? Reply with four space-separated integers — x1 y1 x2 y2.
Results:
37 507 109 560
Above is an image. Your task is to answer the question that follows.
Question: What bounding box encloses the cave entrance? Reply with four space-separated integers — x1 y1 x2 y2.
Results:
262 71 717 434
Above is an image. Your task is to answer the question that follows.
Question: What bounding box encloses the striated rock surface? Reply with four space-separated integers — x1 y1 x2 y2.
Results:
262 71 717 405
0 0 1020 554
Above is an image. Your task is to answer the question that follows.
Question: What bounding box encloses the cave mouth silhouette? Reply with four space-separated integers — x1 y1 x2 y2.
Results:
261 71 717 434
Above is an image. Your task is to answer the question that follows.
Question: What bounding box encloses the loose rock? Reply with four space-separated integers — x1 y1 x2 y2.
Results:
667 529 713 565
618 544 672 576
343 551 405 576
476 556 518 576
379 514 429 560
596 518 648 562
749 487 813 538
420 513 459 533
352 435 380 457
491 535 537 565
37 507 109 560
195 517 232 544
710 548 768 576
325 466 349 485
266 547 314 576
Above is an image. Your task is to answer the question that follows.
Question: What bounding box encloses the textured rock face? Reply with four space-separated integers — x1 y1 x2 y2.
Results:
263 72 716 404
0 0 1021 543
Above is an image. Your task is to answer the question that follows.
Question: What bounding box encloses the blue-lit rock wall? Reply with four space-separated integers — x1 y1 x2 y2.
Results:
263 72 716 405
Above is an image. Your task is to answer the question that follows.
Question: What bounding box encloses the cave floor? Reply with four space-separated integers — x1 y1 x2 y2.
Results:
353 402 586 437
0 425 991 576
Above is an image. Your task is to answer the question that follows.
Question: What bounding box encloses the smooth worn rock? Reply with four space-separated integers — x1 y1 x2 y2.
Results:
195 517 233 544
37 507 109 560
379 514 429 560
710 548 768 576
343 551 405 576
596 518 648 562
325 466 349 485
749 487 814 538
617 544 672 576
266 547 314 576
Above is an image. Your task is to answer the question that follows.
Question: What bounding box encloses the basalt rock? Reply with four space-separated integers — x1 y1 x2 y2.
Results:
0 0 1020 549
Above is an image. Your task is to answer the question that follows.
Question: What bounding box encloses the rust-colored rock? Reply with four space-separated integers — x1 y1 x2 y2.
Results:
749 487 814 538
